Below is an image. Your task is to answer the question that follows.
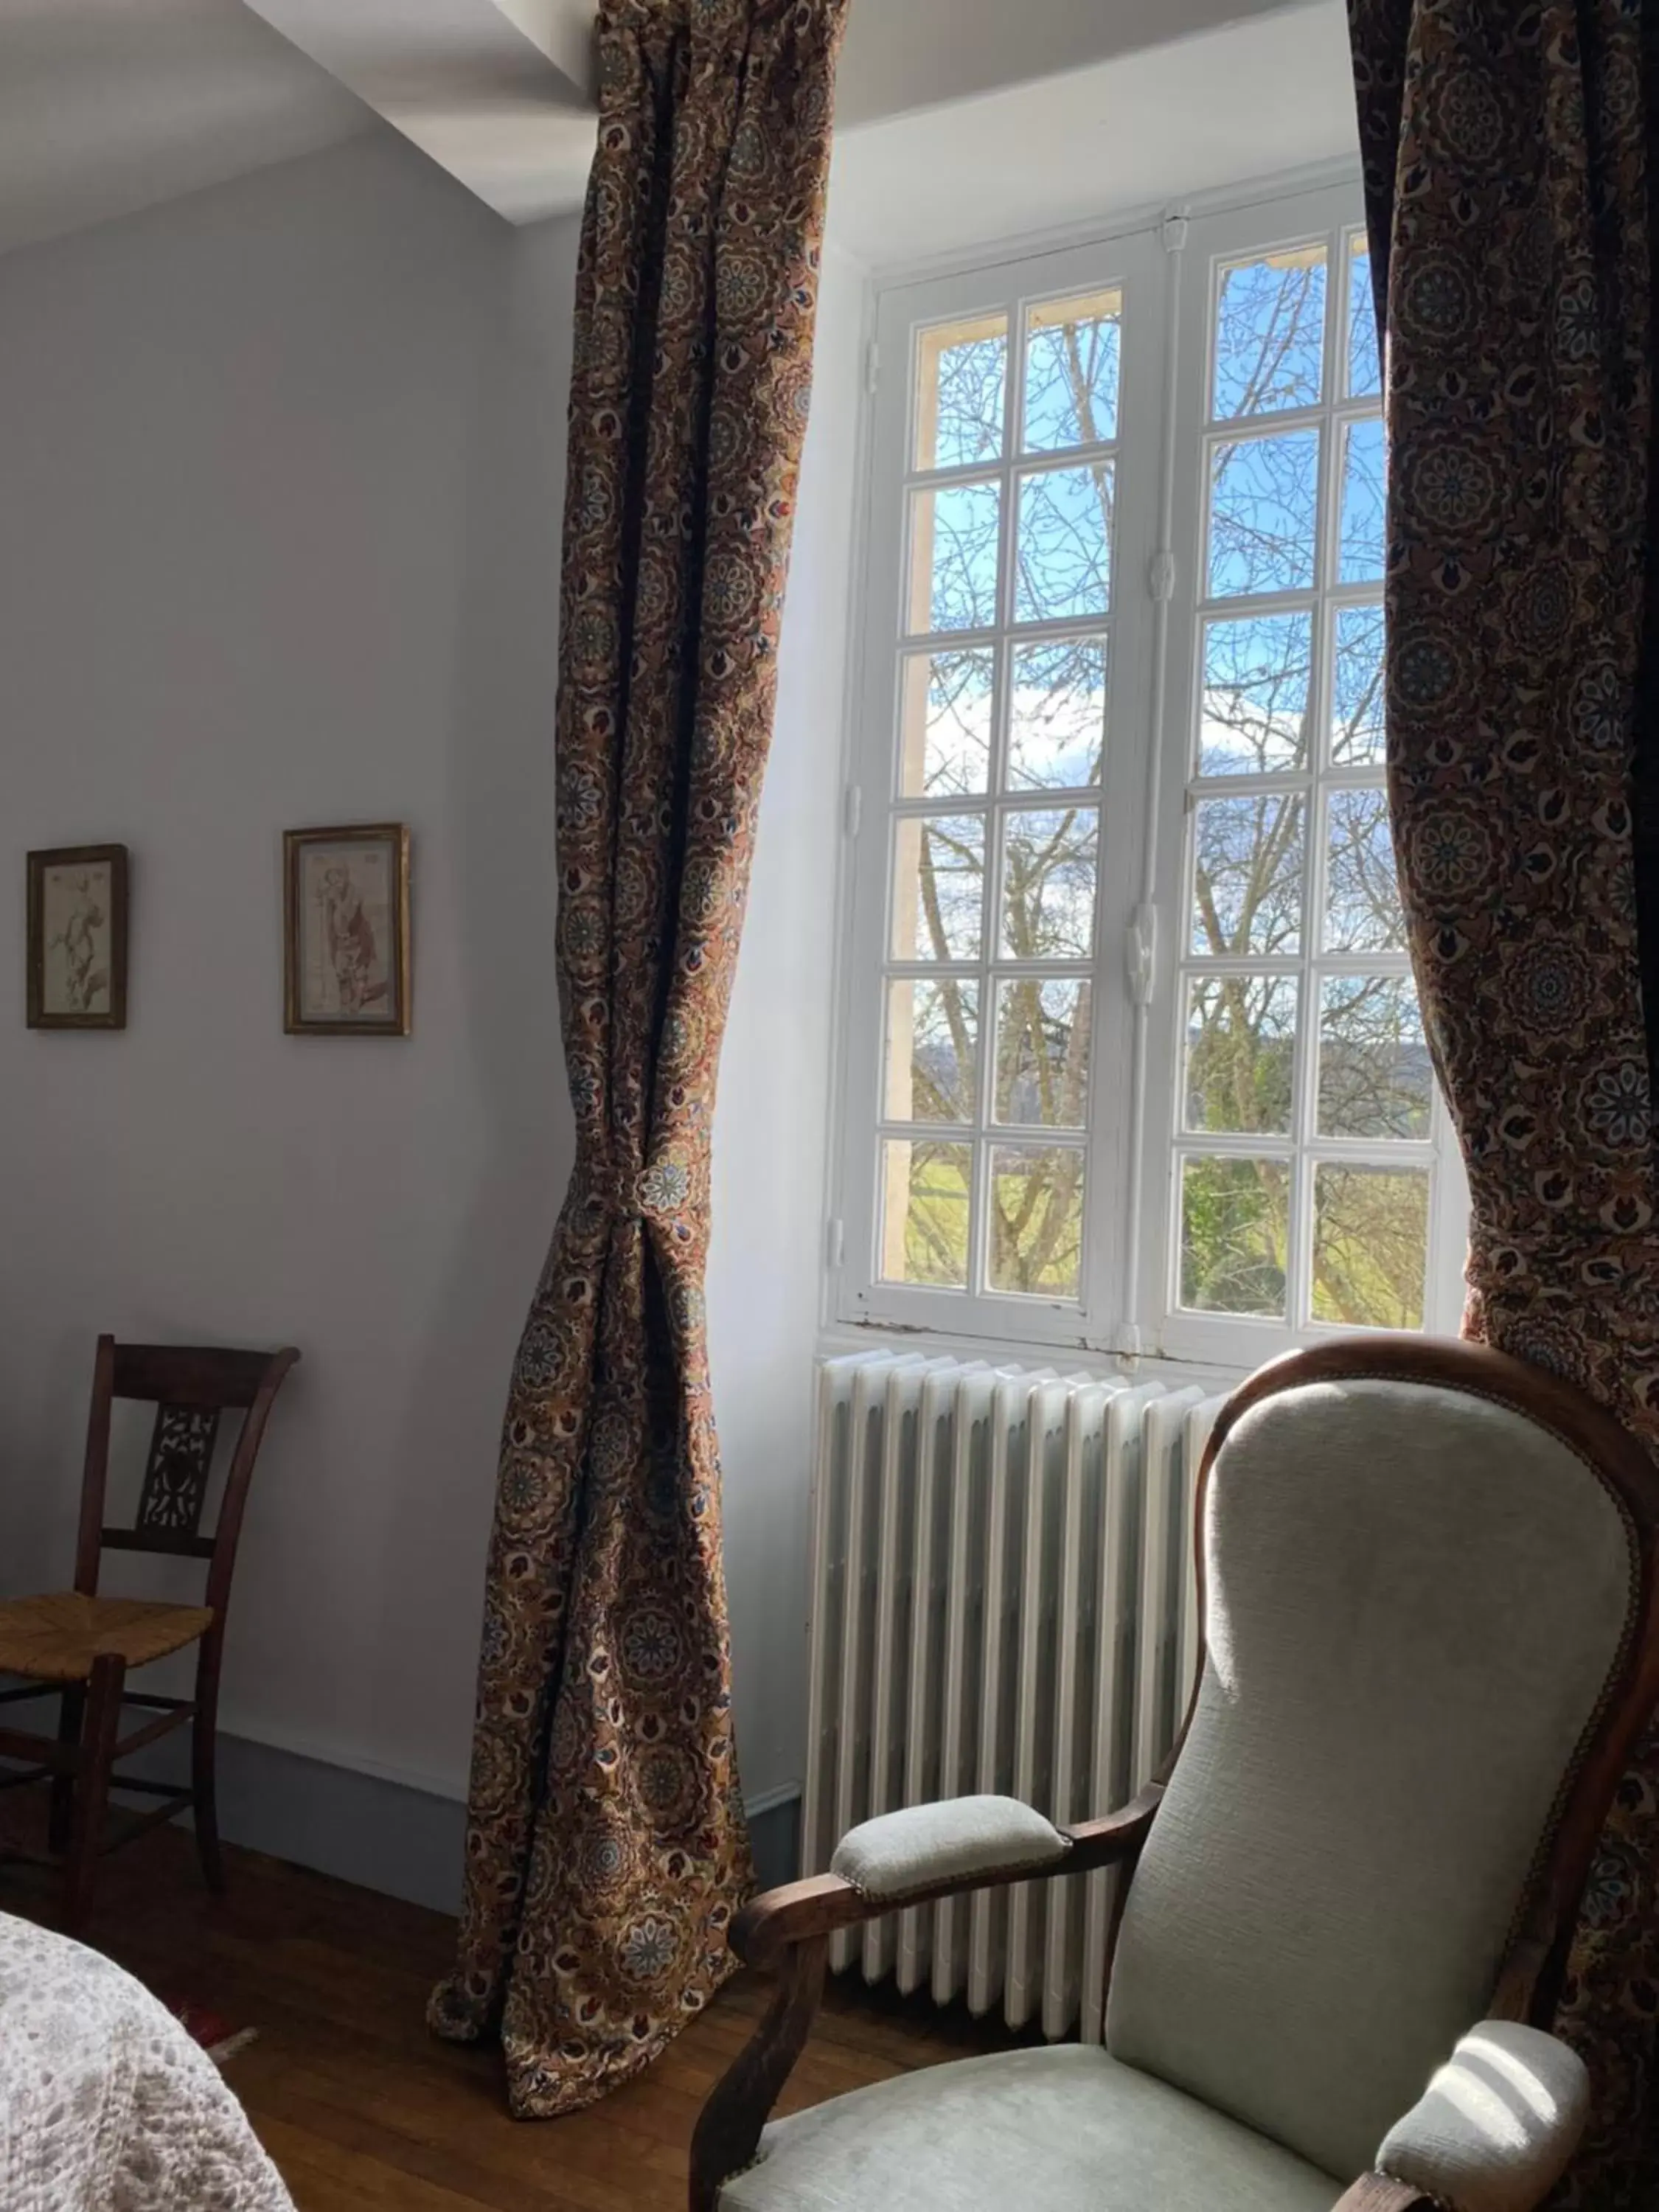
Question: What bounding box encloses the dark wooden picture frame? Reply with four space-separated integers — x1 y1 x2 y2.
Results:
283 824 411 1037
27 844 129 1030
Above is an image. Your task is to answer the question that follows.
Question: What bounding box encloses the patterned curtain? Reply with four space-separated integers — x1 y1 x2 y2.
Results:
1347 4 1659 2202
429 0 847 2116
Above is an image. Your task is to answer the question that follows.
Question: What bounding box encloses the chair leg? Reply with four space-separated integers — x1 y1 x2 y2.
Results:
49 1684 86 1856
192 1649 226 1896
63 1653 123 1935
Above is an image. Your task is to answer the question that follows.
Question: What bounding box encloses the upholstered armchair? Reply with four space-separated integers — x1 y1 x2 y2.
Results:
690 1338 1659 2212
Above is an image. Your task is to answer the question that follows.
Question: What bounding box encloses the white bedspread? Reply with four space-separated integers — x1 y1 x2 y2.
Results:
0 1910 294 2211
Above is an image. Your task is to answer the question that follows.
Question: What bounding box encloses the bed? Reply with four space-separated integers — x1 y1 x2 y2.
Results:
0 1910 293 2211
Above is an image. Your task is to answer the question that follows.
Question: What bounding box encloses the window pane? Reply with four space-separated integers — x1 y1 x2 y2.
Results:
1208 430 1319 597
1191 793 1304 956
1318 975 1431 1140
886 978 979 1124
1213 246 1326 419
1009 636 1107 790
1346 238 1381 399
908 479 1001 635
1324 787 1405 953
1183 975 1298 1135
1312 1164 1427 1329
899 647 993 797
989 1146 1084 1297
994 978 1091 1127
892 814 986 961
916 312 1007 471
1179 1156 1290 1318
1198 613 1311 775
1025 288 1121 451
1001 807 1099 959
881 1138 971 1287
1338 417 1386 583
1015 462 1113 623
1332 605 1385 766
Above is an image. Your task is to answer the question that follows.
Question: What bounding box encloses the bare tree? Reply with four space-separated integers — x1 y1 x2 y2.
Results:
897 258 1422 1324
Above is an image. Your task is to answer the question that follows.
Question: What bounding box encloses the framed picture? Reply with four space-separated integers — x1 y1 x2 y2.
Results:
283 824 411 1037
27 845 129 1029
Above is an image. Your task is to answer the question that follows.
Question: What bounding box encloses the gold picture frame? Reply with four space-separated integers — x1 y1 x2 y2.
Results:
27 844 130 1030
283 824 411 1037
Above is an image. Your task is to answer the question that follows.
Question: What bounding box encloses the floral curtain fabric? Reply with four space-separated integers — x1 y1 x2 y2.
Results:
1346 2 1659 2200
430 0 847 2115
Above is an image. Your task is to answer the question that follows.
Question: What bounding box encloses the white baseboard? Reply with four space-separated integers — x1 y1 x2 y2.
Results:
142 1729 802 1913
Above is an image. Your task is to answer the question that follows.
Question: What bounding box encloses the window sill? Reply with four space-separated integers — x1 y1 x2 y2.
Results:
818 1314 1249 1394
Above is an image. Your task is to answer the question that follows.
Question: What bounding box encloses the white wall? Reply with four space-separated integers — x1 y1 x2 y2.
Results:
828 1 1355 271
0 125 863 1856
709 243 866 1809
0 130 575 1801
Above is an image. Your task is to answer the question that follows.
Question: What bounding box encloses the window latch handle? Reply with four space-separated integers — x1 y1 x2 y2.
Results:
1126 904 1157 1006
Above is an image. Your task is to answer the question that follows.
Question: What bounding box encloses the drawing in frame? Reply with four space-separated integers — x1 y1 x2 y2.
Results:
283 824 411 1037
27 844 129 1030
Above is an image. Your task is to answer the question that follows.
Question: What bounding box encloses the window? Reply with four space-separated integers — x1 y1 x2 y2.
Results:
832 184 1466 1364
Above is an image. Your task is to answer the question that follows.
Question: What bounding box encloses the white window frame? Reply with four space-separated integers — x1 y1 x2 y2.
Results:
1142 184 1467 1365
827 174 1468 1368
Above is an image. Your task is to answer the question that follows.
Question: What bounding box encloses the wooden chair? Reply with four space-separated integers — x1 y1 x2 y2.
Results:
692 1338 1659 2212
0 1335 298 1930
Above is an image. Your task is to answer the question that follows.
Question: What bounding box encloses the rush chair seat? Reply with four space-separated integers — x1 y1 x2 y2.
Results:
0 1336 298 1930
690 1338 1659 2212
0 1593 215 1679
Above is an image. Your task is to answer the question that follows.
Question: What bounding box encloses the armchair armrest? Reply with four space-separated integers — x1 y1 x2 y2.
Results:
831 1792 1070 1900
1334 2023 1589 2212
696 1788 1162 2207
730 1787 1161 1970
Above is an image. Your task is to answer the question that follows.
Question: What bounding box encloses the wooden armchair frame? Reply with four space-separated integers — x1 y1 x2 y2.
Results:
691 1338 1659 2212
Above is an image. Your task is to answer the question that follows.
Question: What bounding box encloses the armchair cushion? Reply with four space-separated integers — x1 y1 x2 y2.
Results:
829 1795 1068 1902
719 2046 1344 2211
1374 2022 1589 2212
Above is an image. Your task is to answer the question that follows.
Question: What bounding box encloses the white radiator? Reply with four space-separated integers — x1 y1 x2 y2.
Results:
800 1352 1228 2042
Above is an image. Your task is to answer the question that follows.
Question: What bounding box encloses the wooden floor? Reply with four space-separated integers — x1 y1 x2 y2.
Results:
1 1823 1015 2211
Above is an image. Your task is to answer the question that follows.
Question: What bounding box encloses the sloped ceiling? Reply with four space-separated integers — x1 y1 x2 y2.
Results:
0 0 1349 261
0 0 369 259
829 0 1357 268
835 0 1336 128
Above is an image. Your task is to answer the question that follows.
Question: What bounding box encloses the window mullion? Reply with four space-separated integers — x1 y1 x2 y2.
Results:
974 300 1016 1301
1291 232 1336 1337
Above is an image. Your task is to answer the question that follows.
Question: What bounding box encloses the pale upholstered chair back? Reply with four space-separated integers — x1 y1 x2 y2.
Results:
1105 1363 1642 2181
